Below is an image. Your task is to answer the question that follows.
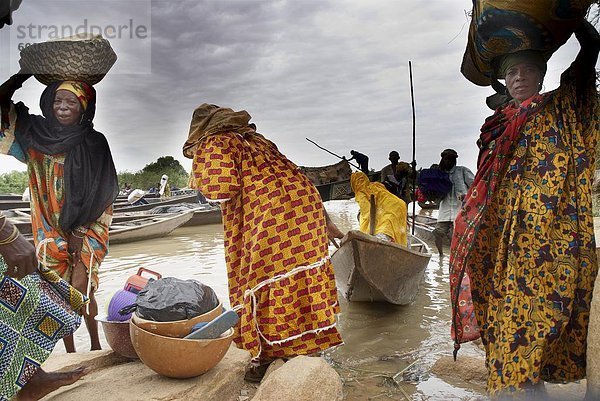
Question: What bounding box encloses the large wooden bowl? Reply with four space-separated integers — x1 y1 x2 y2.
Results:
130 320 233 379
131 302 222 338
96 315 138 359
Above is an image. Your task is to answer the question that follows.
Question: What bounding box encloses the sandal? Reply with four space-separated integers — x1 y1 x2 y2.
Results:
244 363 270 383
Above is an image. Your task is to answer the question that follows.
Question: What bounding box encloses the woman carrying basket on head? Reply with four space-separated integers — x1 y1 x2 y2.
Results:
0 71 119 353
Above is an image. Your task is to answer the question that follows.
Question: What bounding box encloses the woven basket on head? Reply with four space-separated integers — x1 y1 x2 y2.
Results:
19 34 117 86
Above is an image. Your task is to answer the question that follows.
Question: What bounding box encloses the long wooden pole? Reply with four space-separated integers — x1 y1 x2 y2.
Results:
369 194 376 235
409 61 417 236
305 138 361 170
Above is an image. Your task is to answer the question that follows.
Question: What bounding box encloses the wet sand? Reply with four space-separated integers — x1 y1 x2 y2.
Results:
65 200 487 399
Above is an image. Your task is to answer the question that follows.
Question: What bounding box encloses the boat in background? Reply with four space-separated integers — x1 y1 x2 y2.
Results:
300 159 380 201
409 215 451 247
0 194 22 201
331 230 431 305
114 194 199 213
109 211 194 244
0 199 29 210
10 208 195 245
148 203 222 226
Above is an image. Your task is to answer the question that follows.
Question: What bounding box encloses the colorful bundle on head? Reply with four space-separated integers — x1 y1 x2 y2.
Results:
461 0 594 86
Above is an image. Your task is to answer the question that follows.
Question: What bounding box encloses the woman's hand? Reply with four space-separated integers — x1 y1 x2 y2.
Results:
67 232 84 268
70 261 89 297
0 69 32 100
0 231 38 280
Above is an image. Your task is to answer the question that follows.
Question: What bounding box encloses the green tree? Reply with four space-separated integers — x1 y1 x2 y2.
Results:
142 156 187 176
0 170 28 194
117 156 189 192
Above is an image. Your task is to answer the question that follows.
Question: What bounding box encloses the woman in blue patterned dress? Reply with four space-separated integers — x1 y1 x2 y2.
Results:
0 211 87 400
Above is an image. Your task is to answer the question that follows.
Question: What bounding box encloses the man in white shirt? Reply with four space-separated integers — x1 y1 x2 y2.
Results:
433 149 474 256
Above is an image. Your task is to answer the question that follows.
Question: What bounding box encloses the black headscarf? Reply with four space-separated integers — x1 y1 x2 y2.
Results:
14 81 119 233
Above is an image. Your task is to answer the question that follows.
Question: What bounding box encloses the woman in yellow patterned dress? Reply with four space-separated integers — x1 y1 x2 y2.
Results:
183 104 343 376
450 22 600 399
0 74 119 353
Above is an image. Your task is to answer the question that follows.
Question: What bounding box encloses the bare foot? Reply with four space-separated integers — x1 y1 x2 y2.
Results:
17 367 88 400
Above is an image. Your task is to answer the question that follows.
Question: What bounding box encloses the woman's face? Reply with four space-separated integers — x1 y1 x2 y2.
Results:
53 90 82 126
505 62 542 103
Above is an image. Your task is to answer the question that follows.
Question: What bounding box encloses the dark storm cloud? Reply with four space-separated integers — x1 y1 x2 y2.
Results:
0 0 592 176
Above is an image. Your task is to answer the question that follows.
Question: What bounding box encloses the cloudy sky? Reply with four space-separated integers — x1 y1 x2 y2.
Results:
0 0 596 177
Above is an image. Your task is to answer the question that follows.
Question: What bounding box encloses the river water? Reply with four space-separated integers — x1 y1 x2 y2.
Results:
67 200 486 400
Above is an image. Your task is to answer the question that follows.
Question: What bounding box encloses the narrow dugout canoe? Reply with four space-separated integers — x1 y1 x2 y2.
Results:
331 230 431 305
109 211 194 244
113 194 199 213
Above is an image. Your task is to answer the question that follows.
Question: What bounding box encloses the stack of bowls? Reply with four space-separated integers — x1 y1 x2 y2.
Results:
131 302 222 337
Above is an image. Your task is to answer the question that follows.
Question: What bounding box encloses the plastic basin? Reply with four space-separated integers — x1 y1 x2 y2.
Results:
96 315 138 359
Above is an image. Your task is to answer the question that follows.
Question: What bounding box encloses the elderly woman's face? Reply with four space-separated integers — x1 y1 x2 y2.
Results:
505 62 542 103
53 90 82 126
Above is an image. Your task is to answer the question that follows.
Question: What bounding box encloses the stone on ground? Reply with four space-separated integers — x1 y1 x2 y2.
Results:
41 345 251 401
431 355 487 385
251 356 343 401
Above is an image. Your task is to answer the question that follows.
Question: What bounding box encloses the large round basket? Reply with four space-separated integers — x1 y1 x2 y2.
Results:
19 34 117 86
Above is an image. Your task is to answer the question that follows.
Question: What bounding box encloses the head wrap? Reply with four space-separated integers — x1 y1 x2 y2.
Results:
441 149 458 158
494 50 548 80
183 103 255 159
56 80 95 111
14 81 119 232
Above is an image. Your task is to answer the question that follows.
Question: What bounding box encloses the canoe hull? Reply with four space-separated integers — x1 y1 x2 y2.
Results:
409 215 450 247
109 211 194 244
114 194 199 213
181 208 222 226
331 230 431 305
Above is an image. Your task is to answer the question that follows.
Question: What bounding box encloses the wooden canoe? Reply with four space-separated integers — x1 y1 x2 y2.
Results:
181 207 221 226
299 159 382 201
20 212 194 245
0 200 29 210
147 203 222 226
113 194 199 213
313 174 381 202
299 159 352 184
5 203 221 239
0 194 22 201
331 230 431 305
109 211 194 244
408 215 451 247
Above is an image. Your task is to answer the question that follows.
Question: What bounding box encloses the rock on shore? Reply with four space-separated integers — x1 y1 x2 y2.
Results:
39 348 344 401
252 356 343 401
41 345 251 401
